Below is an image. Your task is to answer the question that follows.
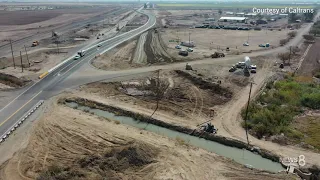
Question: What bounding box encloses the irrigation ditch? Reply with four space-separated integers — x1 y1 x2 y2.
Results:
59 97 320 178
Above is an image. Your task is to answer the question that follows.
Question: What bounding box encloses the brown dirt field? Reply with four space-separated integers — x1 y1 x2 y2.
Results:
162 28 287 53
0 7 109 26
76 65 251 129
0 96 296 180
0 48 73 81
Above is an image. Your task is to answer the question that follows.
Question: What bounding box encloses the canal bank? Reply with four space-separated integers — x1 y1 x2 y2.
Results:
61 97 287 173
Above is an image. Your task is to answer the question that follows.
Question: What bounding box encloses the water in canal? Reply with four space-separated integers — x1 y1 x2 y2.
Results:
66 102 285 173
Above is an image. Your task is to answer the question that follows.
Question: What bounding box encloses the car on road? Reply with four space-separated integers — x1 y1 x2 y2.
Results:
74 55 81 60
97 44 102 47
187 48 193 52
175 45 181 49
250 69 257 73
243 42 249 46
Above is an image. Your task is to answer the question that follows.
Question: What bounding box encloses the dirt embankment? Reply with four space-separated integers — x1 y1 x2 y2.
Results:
62 97 281 163
0 72 30 88
144 29 176 64
92 39 143 71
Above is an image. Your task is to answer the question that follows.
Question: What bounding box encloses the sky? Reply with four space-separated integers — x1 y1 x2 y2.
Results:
1 0 318 2
0 0 318 3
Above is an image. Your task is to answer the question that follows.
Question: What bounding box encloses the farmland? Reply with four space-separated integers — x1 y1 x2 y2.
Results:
156 3 315 9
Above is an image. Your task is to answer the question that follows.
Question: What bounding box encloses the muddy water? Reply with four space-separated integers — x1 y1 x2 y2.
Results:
66 102 285 173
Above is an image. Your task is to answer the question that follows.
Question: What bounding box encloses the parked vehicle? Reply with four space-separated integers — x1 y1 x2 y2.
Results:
243 42 249 46
211 52 225 58
250 65 257 69
175 45 181 49
236 62 246 68
187 48 193 52
250 69 257 73
179 50 188 56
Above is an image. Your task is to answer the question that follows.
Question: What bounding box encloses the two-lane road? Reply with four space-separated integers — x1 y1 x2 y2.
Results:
0 9 156 139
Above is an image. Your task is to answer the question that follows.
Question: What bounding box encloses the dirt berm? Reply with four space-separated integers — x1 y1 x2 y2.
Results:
175 70 232 98
0 72 30 88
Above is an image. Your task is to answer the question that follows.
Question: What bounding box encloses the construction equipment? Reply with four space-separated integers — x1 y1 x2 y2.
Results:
199 122 218 134
52 31 58 37
185 63 193 70
211 52 225 58
32 41 39 47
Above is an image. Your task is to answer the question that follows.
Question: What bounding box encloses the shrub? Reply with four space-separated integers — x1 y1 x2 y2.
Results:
288 31 297 38
303 34 315 41
301 93 320 109
243 78 320 138
279 39 288 46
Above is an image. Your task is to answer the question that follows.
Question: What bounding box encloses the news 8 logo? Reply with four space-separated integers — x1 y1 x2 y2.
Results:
298 155 306 166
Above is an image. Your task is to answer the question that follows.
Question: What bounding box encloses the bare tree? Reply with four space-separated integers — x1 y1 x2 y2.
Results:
278 52 291 65
150 69 170 117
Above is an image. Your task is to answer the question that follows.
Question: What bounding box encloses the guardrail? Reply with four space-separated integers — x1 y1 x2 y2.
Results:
0 100 44 144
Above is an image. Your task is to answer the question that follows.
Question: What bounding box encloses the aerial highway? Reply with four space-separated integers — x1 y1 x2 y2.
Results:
0 8 156 140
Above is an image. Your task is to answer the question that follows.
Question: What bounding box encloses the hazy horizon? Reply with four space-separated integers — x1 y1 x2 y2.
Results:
0 0 319 3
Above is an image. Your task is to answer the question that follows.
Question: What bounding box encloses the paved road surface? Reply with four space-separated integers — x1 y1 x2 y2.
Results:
0 9 156 139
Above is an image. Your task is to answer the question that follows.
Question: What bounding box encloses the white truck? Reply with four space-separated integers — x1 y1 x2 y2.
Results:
77 50 86 57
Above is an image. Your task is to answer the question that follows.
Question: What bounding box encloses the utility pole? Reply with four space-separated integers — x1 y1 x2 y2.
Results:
288 46 292 65
20 51 23 72
10 39 16 69
24 45 30 67
244 82 254 146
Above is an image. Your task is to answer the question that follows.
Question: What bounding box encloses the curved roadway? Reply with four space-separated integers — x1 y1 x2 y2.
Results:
0 8 156 139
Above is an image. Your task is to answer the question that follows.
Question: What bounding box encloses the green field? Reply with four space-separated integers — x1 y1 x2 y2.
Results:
156 3 315 9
